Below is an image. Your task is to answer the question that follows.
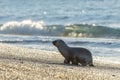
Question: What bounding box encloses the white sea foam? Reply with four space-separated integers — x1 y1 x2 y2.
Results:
106 23 120 29
0 20 46 35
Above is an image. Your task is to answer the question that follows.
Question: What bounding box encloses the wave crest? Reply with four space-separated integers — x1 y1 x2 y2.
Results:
0 20 46 35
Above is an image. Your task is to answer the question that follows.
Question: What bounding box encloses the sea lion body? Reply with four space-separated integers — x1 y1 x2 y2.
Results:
52 39 94 66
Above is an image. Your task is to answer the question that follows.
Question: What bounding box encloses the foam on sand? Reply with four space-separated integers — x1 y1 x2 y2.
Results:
0 44 120 80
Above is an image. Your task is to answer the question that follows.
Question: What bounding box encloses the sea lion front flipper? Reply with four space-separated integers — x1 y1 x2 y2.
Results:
64 59 70 64
72 58 78 65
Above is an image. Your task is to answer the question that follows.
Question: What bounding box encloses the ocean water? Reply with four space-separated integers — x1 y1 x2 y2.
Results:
0 0 120 64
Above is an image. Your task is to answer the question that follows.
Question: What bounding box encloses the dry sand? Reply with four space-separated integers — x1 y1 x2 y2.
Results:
0 44 120 80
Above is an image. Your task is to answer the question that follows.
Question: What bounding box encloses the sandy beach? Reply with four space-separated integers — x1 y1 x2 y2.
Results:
0 44 120 80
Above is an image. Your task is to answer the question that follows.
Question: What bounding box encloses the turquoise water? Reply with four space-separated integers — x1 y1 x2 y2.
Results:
0 0 120 26
0 0 120 64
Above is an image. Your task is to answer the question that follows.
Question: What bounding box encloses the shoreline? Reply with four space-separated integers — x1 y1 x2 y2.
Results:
0 44 120 80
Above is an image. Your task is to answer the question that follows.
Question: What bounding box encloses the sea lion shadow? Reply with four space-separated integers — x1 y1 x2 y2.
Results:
48 62 86 67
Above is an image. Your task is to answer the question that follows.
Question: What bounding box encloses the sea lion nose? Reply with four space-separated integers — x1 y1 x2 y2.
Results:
52 41 57 45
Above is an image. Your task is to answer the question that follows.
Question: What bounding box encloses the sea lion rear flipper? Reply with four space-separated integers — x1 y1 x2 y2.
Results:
89 64 94 67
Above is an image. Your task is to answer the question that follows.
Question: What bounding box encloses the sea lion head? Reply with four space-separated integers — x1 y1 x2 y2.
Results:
52 40 57 46
52 39 66 47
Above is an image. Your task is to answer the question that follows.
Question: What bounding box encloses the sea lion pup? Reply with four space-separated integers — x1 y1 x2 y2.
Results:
52 39 94 66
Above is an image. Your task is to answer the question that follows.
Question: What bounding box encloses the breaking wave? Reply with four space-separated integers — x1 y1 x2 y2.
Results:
0 20 47 35
0 20 64 36
0 20 120 38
